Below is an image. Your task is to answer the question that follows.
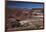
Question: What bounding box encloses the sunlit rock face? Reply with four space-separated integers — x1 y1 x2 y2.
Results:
19 19 43 29
19 20 31 25
19 20 36 29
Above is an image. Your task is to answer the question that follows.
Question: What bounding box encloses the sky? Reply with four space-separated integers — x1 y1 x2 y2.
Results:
7 1 44 9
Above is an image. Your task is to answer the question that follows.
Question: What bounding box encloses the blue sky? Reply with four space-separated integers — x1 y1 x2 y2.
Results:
7 1 44 9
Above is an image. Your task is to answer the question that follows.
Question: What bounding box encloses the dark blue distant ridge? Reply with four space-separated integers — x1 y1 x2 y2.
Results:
7 1 44 9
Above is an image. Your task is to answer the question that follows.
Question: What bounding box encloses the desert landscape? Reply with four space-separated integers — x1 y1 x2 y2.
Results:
5 7 44 31
5 1 44 32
